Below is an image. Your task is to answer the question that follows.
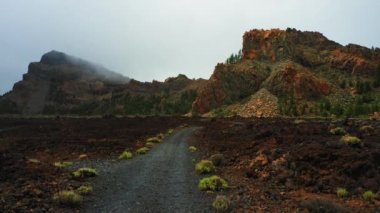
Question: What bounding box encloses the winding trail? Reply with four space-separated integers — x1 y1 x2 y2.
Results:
82 127 211 213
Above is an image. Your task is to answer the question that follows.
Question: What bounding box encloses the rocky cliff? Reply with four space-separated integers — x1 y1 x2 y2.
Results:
0 51 205 115
192 28 380 117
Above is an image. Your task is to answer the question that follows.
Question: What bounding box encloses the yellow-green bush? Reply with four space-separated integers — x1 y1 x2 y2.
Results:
212 195 230 212
136 147 150 155
340 135 361 145
145 142 155 148
362 191 375 201
118 151 133 160
72 168 98 178
189 146 197 153
330 127 346 135
54 161 73 168
76 185 93 195
198 176 228 191
147 137 161 143
195 160 215 174
54 190 82 206
336 188 348 198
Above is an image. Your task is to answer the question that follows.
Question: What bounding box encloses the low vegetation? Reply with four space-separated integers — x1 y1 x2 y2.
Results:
360 125 374 135
27 158 40 164
198 176 228 191
167 128 174 135
189 146 197 153
76 185 93 195
362 191 376 201
336 188 348 198
54 190 82 206
118 151 133 160
145 142 155 148
136 147 150 155
195 160 216 174
146 137 161 143
212 195 230 212
330 127 346 135
72 168 98 178
340 135 361 145
54 161 73 168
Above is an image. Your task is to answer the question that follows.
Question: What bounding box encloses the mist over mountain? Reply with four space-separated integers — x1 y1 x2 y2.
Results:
0 29 379 117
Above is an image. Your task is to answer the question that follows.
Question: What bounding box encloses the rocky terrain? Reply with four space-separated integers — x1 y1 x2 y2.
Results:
1 29 379 117
0 51 205 115
192 28 380 117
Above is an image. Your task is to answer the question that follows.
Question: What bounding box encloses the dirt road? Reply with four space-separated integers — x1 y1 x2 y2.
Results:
82 127 211 213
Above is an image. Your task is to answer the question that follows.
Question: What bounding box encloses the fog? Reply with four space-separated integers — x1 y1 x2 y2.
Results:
1 0 379 94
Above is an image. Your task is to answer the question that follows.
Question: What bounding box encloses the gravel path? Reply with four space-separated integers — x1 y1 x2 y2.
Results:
81 127 211 213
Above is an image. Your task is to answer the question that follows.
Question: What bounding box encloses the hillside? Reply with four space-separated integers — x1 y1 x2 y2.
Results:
192 28 380 118
0 51 206 115
1 29 380 117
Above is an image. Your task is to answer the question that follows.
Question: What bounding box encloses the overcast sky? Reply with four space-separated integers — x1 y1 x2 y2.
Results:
0 0 379 94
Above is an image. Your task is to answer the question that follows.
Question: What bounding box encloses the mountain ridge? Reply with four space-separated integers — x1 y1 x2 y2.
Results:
1 28 379 117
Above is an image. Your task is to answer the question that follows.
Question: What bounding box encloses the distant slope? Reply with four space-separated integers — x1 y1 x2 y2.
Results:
192 28 380 117
0 51 206 115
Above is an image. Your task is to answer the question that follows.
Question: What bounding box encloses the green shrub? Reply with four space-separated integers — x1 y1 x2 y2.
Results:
72 168 98 178
156 133 165 139
212 195 230 212
146 137 161 143
167 129 174 135
136 147 150 155
145 142 155 148
340 135 361 145
54 161 73 168
28 158 40 164
54 190 82 206
76 185 93 195
336 188 348 198
195 160 215 174
198 176 228 191
118 151 133 160
189 146 197 153
362 191 376 201
330 127 346 135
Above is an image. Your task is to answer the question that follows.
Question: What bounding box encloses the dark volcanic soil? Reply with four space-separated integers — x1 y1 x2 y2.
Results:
82 127 211 212
0 116 201 212
194 118 380 212
1 117 380 212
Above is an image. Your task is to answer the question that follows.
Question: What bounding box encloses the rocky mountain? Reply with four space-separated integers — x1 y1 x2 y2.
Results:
192 28 380 117
0 51 206 115
1 29 379 117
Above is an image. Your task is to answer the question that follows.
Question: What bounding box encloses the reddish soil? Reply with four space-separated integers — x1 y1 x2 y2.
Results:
1 117 379 212
193 118 380 212
0 116 199 212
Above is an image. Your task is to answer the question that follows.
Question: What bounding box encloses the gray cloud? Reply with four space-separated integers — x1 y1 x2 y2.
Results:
1 0 379 94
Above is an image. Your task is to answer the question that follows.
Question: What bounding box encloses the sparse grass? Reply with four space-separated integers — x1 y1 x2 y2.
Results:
198 176 228 191
146 137 161 143
145 142 155 148
54 190 82 206
195 160 216 174
156 133 165 140
189 146 197 153
136 147 150 155
362 191 376 201
76 185 93 195
330 127 346 135
294 119 306 124
360 125 374 135
72 168 98 178
27 158 40 164
336 187 348 198
212 195 230 212
54 161 73 168
167 128 174 135
340 135 361 145
118 151 133 160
